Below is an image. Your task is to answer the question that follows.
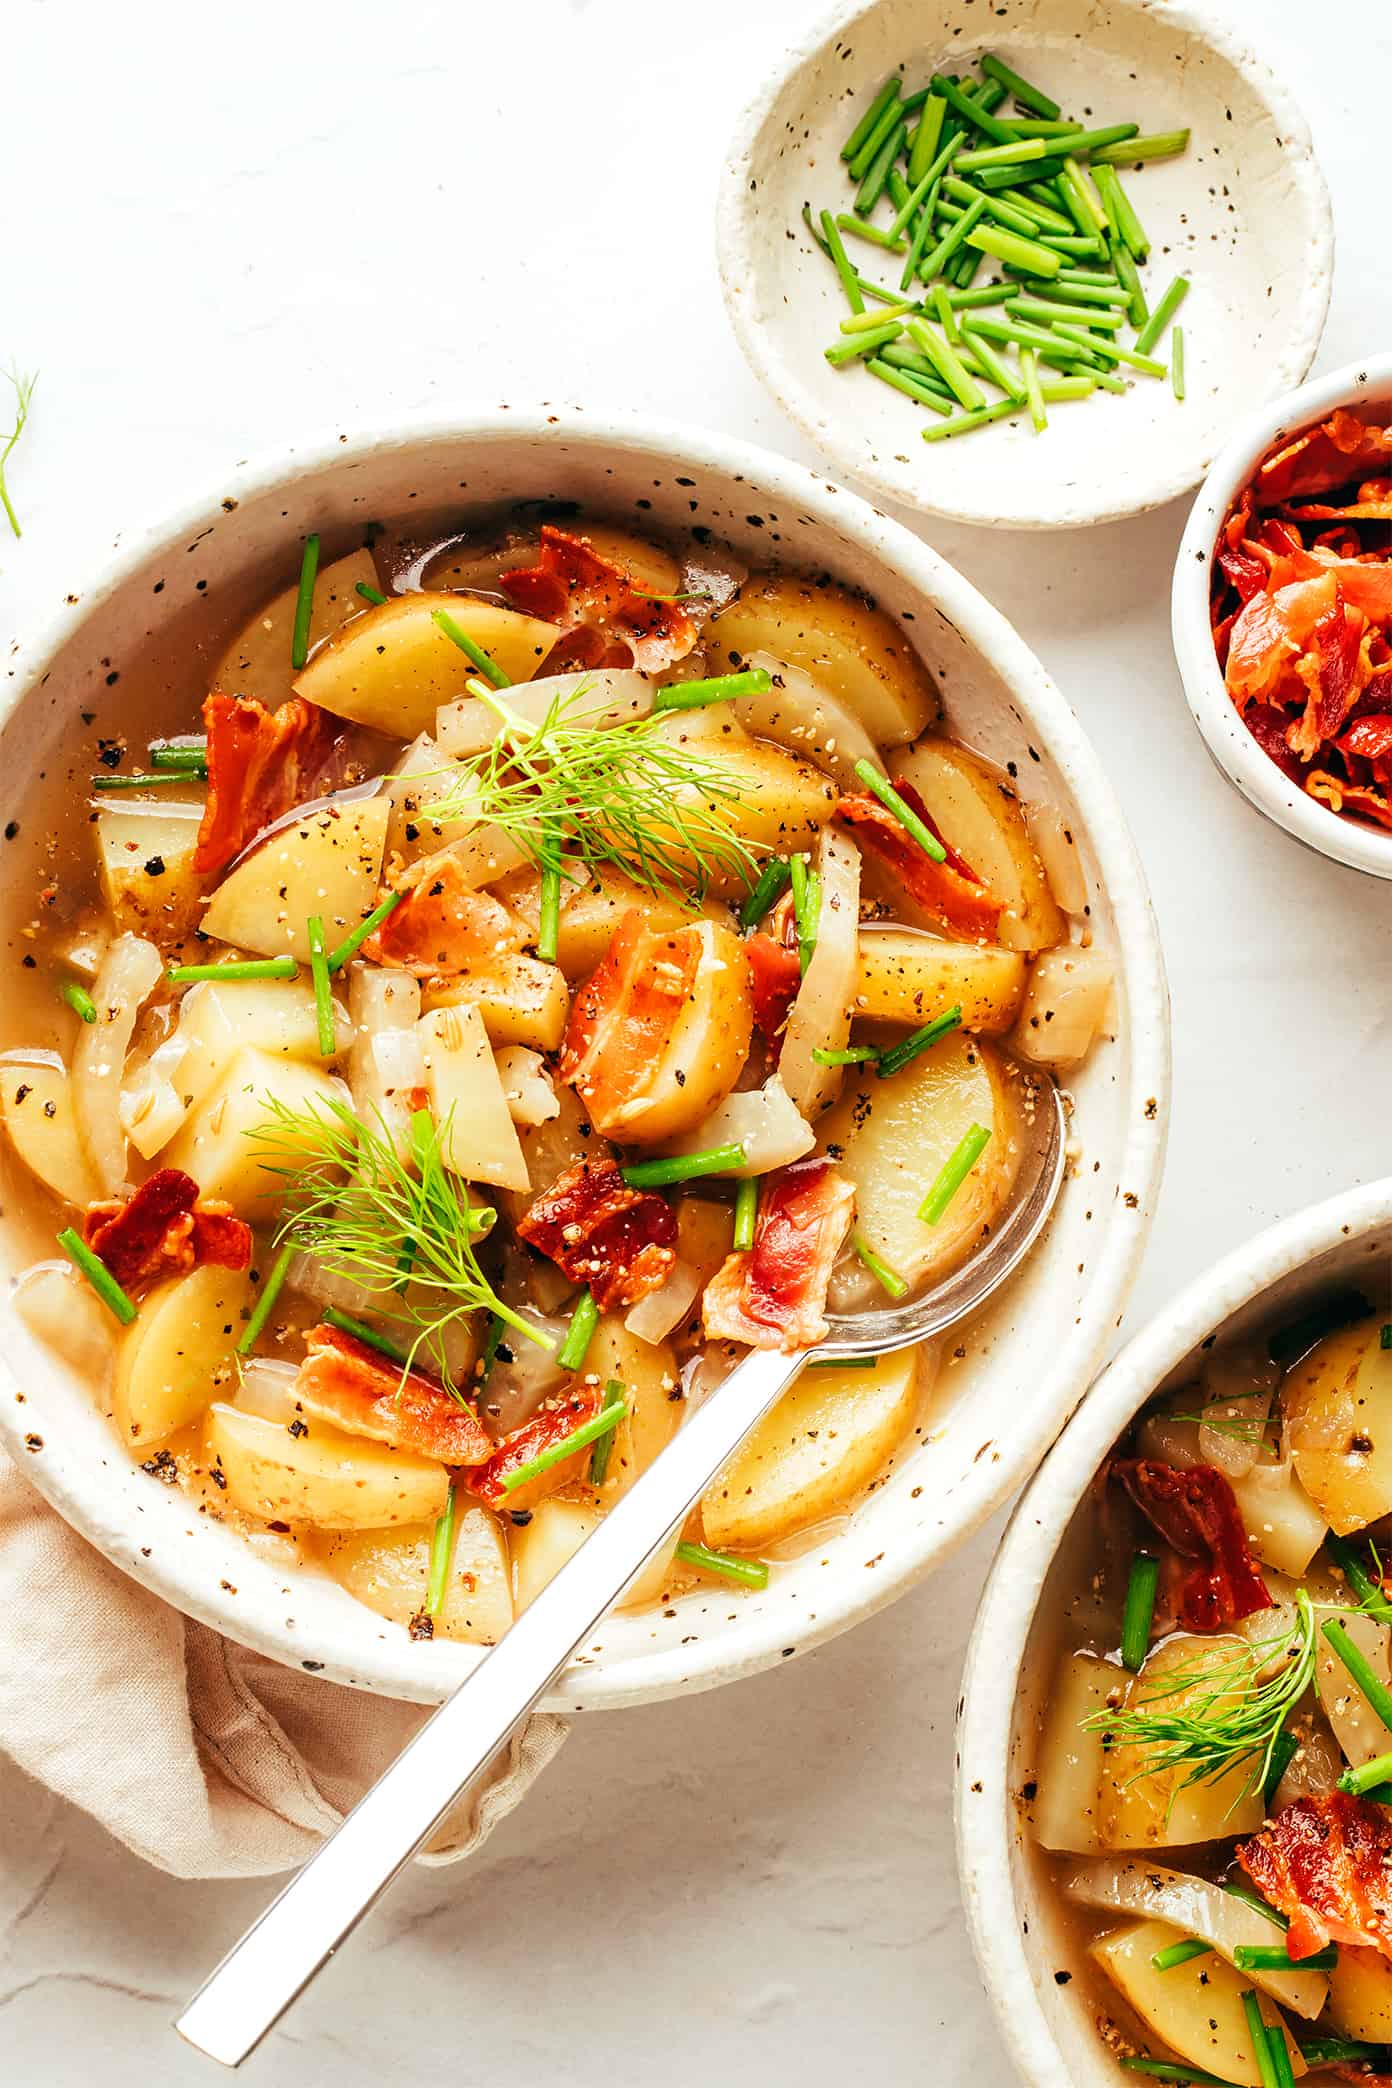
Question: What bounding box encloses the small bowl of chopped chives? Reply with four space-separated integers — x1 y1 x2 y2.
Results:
717 0 1332 529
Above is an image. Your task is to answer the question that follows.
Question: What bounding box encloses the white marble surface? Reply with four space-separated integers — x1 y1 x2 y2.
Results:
2 0 1390 2081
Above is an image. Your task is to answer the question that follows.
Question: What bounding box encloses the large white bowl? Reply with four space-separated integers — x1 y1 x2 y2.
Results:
0 406 1168 1707
1173 352 1392 879
956 1179 1392 2088
717 0 1332 530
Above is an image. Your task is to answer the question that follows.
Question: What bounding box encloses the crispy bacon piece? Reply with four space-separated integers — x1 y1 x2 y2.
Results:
746 930 802 1048
703 1157 855 1353
84 1168 252 1289
1288 476 1392 522
295 1323 493 1465
837 780 1003 942
1110 1458 1272 1632
362 855 523 975
1259 409 1392 505
463 1382 605 1509
1237 1795 1392 1963
500 525 697 674
560 910 701 1136
516 1156 677 1312
1308 769 1392 829
195 691 336 878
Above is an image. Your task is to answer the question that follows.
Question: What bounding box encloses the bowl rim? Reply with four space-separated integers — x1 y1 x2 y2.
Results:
715 0 1334 532
0 401 1170 1707
954 1175 1392 2088
1171 350 1392 881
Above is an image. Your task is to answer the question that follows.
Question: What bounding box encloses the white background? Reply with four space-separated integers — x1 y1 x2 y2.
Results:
2 1 1390 2082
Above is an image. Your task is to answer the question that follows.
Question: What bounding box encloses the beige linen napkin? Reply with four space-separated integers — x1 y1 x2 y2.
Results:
0 1446 568 1878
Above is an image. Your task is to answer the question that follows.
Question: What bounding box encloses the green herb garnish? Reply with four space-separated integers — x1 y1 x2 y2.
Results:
0 368 37 538
732 1178 758 1252
306 914 335 1057
587 1379 624 1485
622 1143 746 1191
321 1304 409 1365
557 1290 599 1373
917 1123 991 1224
1121 1551 1159 1673
237 1242 295 1356
60 980 97 1024
851 1235 908 1300
1149 1938 1211 1972
290 533 320 672
426 1484 457 1616
58 1226 137 1325
675 1541 769 1590
500 1393 628 1495
167 956 299 984
327 889 403 971
431 606 510 688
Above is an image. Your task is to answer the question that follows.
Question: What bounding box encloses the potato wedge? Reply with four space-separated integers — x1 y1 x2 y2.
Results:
1327 1946 1392 2042
731 651 881 786
702 1349 919 1551
1089 1919 1304 2086
207 1403 448 1529
652 712 836 883
213 549 380 709
512 1496 678 1613
1284 1318 1392 1535
491 863 733 979
417 1003 529 1192
96 802 204 940
581 1316 681 1503
293 594 559 736
854 928 1025 1034
0 1055 100 1207
383 732 530 884
200 797 389 964
1097 1635 1266 1848
892 740 1065 953
1031 1651 1115 1854
422 953 569 1053
317 1508 513 1643
1316 1603 1392 1767
708 575 938 747
821 1034 1019 1308
112 1263 251 1448
675 1196 735 1290
162 1047 347 1217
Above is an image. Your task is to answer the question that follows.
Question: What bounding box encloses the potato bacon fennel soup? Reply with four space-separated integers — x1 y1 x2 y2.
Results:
1 513 1107 1642
1032 1297 1392 2087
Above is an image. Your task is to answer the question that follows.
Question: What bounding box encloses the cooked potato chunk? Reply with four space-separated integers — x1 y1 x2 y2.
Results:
492 863 734 979
422 953 570 1053
1 1056 100 1207
1031 1651 1115 1854
317 1509 513 1642
702 1349 919 1551
162 1047 346 1217
293 594 559 736
1096 1635 1266 1848
854 928 1025 1033
1327 1946 1392 2042
384 732 530 885
200 797 390 963
892 740 1065 953
112 1264 250 1448
729 652 882 785
207 1403 448 1528
417 1004 529 1192
652 713 836 883
581 1316 681 1503
1315 1603 1392 1767
213 549 380 709
512 1497 678 1612
1089 1919 1304 2086
708 575 938 747
96 803 204 940
1284 1318 1392 1535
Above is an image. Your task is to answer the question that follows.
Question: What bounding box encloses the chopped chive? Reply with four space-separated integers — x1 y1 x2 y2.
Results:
918 192 987 282
847 94 904 182
852 758 947 863
1222 1883 1287 1929
148 742 209 773
1121 1551 1160 1671
1092 128 1190 165
499 1394 628 1494
834 215 906 255
306 915 336 1057
1323 1617 1392 1733
958 330 1026 402
1009 295 1123 330
1171 326 1186 401
58 1226 137 1325
621 1144 746 1190
809 1355 879 1370
906 91 947 186
905 318 986 410
955 137 1050 173
1380 1321 1391 1349
1067 123 1141 158
1121 2067 1238 2088
841 77 900 164
166 956 299 983
998 119 1084 141
1299 2041 1384 2065
321 1305 409 1365
966 223 1062 278
537 824 562 965
1058 157 1110 239
918 1124 991 1224
1326 1533 1392 1624
1112 243 1149 328
588 1378 625 1485
739 858 792 931
967 77 1007 116
237 1242 295 1356
557 1289 599 1373
820 208 866 314
290 533 321 672
929 74 1014 144
854 118 907 216
1338 1749 1392 1796
1093 163 1148 259
978 53 1059 120
813 1044 882 1067
733 1177 758 1252
1264 1728 1299 1802
1022 278 1129 309
355 579 387 606
788 853 820 974
867 357 957 413
876 1006 963 1078
1040 377 1096 402
431 606 511 688
1053 323 1166 377
885 167 913 220
675 1541 769 1591
963 315 1089 370
1151 1938 1211 1972
1242 1993 1280 2088
1233 1944 1337 1972
1020 346 1047 433
852 1235 908 1300
900 178 944 290
1265 2024 1296 2088
476 1312 506 1389
326 888 403 972
60 979 97 1023
825 322 905 366
841 300 917 332
888 159 944 243
425 1484 458 1615
91 770 203 790
1268 1289 1369 1363
974 155 1066 190
652 668 772 712
1134 274 1190 356
932 281 959 344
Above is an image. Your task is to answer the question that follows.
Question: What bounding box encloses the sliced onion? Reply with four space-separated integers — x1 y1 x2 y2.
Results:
680 544 748 620
662 1075 813 1177
777 826 861 1119
625 1259 701 1344
72 933 164 1194
478 1306 573 1435
1026 803 1088 916
12 1260 116 1377
224 777 383 877
1197 1343 1280 1480
234 1358 302 1424
734 652 880 786
435 670 652 758
1011 945 1115 1068
348 967 422 1161
285 1250 386 1319
494 1046 559 1127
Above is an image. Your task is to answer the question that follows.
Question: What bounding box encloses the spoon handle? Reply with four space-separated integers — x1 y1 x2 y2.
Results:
176 1342 807 2068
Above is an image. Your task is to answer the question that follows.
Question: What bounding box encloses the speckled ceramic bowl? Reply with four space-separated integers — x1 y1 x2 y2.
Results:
956 1180 1392 2088
0 406 1168 1707
717 0 1332 529
1173 352 1392 879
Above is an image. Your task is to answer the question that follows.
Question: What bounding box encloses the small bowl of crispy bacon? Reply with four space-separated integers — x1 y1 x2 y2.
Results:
1174 356 1392 878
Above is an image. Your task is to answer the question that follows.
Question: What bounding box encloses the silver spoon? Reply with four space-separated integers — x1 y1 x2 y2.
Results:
176 1081 1065 2067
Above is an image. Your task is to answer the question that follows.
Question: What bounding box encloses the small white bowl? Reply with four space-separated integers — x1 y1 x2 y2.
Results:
717 0 1333 530
1173 353 1392 879
0 406 1168 1708
956 1179 1392 2088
